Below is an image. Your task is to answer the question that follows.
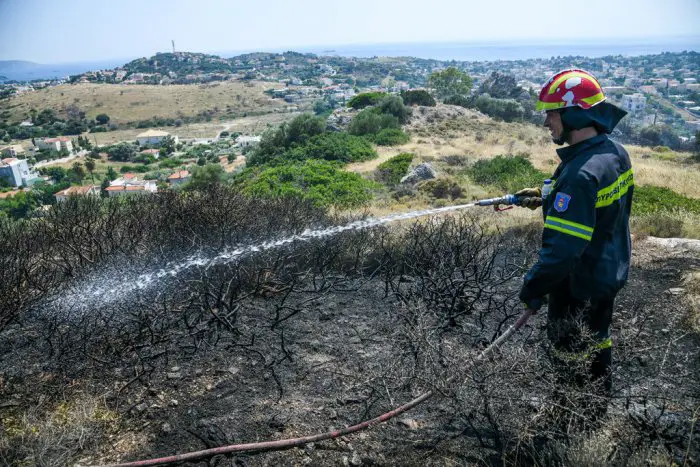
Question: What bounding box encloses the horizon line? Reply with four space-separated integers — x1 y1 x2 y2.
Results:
3 34 700 66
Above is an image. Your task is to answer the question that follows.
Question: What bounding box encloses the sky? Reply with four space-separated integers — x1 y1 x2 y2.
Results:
0 0 699 63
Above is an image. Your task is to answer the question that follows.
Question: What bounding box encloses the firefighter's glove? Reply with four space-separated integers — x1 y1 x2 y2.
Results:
515 187 543 210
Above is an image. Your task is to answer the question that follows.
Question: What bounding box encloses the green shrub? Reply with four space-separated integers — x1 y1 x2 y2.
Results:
401 90 436 107
472 96 524 122
248 113 326 166
347 92 387 110
443 155 469 166
371 128 410 146
348 108 400 136
158 158 183 169
443 94 471 107
237 160 378 209
282 132 377 164
377 95 411 124
419 178 464 199
119 165 150 173
633 185 700 215
376 153 414 185
466 154 548 193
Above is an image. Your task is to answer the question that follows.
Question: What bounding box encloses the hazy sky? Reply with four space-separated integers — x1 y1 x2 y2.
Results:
1 0 699 63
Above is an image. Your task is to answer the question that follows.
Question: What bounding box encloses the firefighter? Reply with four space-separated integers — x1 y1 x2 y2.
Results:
516 69 632 406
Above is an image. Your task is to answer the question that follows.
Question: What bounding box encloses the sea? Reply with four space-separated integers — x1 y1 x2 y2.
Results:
299 37 700 62
3 36 699 82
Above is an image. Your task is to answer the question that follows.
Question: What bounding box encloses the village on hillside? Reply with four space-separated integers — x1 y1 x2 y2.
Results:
0 50 699 219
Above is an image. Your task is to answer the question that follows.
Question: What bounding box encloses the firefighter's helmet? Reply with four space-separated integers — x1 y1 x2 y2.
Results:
536 69 606 111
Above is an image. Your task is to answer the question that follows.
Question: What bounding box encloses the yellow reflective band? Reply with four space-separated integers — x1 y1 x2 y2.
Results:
544 215 594 241
581 92 605 106
548 71 601 95
536 100 566 111
544 223 592 241
596 168 634 208
546 216 594 233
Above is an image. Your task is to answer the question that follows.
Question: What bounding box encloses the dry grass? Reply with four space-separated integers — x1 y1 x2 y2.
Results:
361 116 700 200
86 112 302 145
4 81 290 124
683 270 700 334
0 393 119 467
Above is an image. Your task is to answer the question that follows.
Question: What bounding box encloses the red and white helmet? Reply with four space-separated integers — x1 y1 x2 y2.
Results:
536 69 606 111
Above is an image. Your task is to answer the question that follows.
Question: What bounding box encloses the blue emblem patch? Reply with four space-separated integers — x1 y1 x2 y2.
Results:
554 192 571 212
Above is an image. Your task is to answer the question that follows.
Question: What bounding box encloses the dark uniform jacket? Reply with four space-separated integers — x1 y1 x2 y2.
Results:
520 134 633 310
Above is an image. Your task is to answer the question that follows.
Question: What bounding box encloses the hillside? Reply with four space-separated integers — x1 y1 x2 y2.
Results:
2 80 289 124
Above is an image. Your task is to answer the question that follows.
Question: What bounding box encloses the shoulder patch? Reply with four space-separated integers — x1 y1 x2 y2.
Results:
554 192 571 212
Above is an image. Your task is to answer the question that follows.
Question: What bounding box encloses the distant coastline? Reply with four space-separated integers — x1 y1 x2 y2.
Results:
3 37 699 82
299 37 700 62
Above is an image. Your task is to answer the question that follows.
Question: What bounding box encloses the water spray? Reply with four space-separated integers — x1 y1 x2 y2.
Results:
49 196 531 466
53 196 524 313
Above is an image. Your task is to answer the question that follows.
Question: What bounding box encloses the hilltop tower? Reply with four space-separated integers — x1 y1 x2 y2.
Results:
172 40 176 54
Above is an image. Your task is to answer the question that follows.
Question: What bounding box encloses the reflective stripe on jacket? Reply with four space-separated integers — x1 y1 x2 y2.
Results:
520 134 633 306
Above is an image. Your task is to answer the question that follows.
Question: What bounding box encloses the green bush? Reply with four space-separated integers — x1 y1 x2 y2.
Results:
371 128 410 146
472 96 524 122
377 95 411 124
376 153 414 185
282 132 377 164
466 154 548 194
248 113 326 166
119 165 150 173
238 160 378 209
347 92 387 110
348 108 400 136
158 158 183 169
419 178 464 199
401 90 436 107
633 185 700 215
443 95 471 108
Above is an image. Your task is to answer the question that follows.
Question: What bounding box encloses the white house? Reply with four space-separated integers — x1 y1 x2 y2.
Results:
620 94 646 114
54 185 100 202
235 135 261 148
0 158 40 187
35 137 73 153
104 173 157 197
136 130 178 147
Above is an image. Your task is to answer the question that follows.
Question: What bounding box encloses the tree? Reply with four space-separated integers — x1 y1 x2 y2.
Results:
0 191 38 219
347 92 387 110
160 135 176 155
477 71 521 99
85 159 96 183
427 67 473 100
70 162 86 181
95 113 110 125
401 90 436 107
285 113 325 147
107 143 136 162
42 166 68 183
106 166 118 181
186 163 226 191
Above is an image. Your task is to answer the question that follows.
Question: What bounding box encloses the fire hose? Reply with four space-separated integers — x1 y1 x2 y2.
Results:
101 308 534 467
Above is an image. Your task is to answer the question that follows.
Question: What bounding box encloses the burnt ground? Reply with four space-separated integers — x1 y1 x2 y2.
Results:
1 236 699 466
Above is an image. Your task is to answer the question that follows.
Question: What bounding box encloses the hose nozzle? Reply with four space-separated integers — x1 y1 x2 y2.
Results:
475 194 522 207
